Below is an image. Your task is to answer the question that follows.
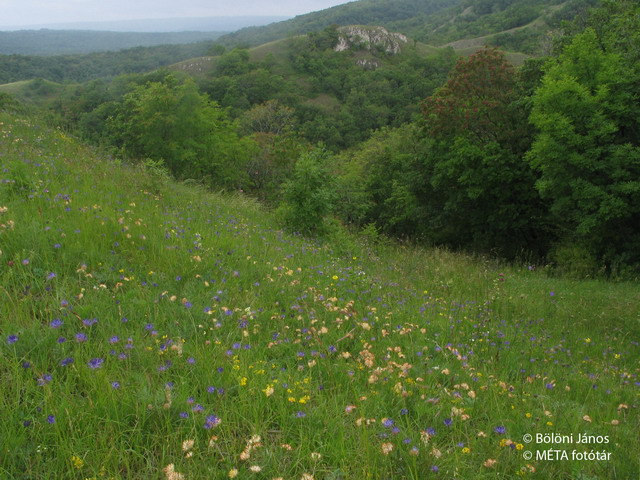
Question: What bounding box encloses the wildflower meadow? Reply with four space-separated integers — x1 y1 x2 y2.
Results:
1 112 638 479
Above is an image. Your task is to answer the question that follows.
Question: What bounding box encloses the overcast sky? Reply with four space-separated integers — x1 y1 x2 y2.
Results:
0 0 352 28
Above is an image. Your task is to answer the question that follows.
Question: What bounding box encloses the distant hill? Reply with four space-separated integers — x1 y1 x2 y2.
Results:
0 78 72 108
216 0 597 55
0 42 217 84
171 25 443 80
1 16 290 33
216 0 460 48
0 30 226 56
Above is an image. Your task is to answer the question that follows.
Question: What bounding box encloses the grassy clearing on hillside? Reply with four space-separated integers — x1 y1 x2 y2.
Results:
0 79 73 108
1 112 639 479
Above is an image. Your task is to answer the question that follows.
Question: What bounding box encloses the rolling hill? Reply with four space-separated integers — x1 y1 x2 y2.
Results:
215 0 597 56
216 0 460 48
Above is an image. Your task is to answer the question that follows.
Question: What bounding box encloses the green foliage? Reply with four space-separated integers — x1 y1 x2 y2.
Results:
335 124 424 236
419 48 547 257
138 158 172 194
207 44 227 56
0 92 20 112
528 28 640 270
202 30 456 150
549 240 599 279
277 147 335 235
216 48 252 76
239 100 296 136
109 75 252 189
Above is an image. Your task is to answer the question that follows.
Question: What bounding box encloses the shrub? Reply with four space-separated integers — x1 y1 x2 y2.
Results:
277 147 335 235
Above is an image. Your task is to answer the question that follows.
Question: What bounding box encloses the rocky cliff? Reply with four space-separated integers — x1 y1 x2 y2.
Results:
334 25 408 55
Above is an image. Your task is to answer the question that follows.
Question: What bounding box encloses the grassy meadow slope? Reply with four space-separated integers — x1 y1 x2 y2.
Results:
0 79 74 109
1 111 639 478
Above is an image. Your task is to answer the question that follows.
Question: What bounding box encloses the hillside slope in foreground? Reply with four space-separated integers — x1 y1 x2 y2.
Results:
0 112 639 479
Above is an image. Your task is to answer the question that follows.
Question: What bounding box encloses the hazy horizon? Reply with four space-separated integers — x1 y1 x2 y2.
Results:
0 16 291 33
0 0 352 30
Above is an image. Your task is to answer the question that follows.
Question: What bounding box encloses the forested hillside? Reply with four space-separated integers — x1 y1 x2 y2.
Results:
0 30 226 56
216 0 459 48
1 0 637 276
216 0 597 55
0 42 217 84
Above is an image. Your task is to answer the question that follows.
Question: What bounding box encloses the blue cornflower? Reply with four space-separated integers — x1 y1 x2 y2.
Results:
50 319 63 328
60 357 74 366
494 426 506 435
88 358 104 369
7 334 18 344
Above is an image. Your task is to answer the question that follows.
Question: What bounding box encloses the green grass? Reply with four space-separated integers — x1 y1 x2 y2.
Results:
1 111 639 479
0 79 74 108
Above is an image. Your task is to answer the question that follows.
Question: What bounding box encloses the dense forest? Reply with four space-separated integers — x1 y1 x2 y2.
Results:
2 0 638 276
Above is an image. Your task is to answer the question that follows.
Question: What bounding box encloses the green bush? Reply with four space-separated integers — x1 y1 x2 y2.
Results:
277 147 335 235
550 240 599 279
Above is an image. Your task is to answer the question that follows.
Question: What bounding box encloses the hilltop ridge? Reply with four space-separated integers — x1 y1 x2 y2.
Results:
215 0 597 56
